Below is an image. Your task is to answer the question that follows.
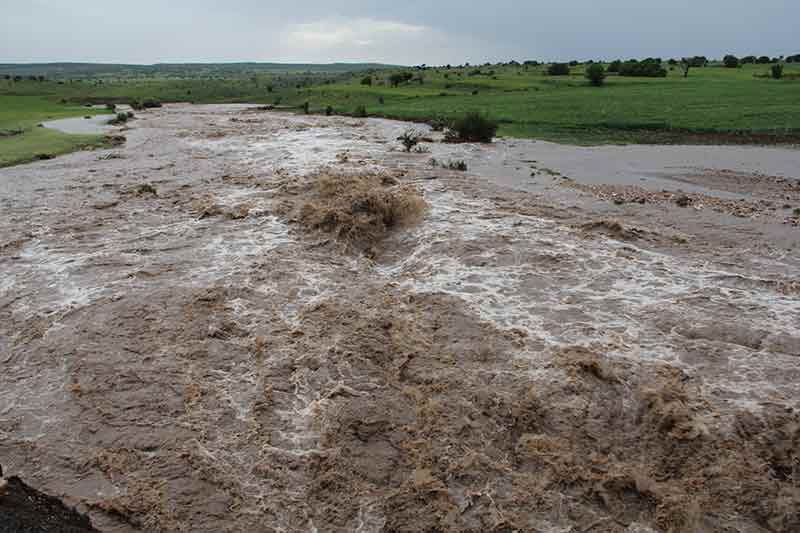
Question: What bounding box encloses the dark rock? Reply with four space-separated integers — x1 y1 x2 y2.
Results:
0 471 98 532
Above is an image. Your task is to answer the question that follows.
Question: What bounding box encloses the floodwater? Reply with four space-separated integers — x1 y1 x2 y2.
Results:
1 104 799 532
42 114 114 135
42 106 133 135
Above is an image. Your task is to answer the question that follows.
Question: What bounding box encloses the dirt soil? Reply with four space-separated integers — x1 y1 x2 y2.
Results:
1 104 799 532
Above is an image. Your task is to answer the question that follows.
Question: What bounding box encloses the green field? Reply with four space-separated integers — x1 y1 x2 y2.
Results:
282 63 800 144
2 61 799 167
0 95 113 167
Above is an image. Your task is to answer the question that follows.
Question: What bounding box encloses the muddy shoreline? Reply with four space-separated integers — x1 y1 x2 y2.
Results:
1 105 798 532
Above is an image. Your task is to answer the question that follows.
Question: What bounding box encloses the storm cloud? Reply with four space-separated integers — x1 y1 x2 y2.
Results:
2 0 798 64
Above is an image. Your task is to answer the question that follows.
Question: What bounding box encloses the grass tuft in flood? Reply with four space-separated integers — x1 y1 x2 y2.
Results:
299 172 427 247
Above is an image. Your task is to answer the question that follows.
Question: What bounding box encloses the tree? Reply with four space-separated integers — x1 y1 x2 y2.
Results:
585 64 606 86
388 72 413 87
618 59 667 77
607 60 622 73
688 56 708 67
680 58 692 78
723 55 740 68
547 63 570 76
361 76 372 86
771 63 784 80
756 56 771 64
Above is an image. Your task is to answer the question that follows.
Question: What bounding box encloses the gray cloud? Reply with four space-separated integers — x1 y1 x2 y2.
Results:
2 1 798 64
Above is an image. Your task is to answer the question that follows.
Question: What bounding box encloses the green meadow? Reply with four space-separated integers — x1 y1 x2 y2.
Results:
284 63 800 144
0 95 112 167
1 61 798 166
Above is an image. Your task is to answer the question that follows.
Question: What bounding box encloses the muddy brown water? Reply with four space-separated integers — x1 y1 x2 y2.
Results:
1 104 799 532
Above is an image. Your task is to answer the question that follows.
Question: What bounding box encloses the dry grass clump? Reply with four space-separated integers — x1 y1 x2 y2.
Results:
578 219 645 241
190 195 253 220
90 479 186 532
299 172 427 246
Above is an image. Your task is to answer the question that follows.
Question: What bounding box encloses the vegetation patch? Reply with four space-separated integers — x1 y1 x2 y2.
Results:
295 172 427 248
0 127 24 138
398 130 421 152
4 61 800 147
618 59 668 77
547 63 571 76
444 112 498 143
585 64 606 86
432 159 468 171
135 183 158 196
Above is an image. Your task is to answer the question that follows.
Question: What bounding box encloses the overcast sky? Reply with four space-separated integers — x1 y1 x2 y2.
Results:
2 1 798 65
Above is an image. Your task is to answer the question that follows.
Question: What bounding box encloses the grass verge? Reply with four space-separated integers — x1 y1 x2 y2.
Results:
0 95 113 167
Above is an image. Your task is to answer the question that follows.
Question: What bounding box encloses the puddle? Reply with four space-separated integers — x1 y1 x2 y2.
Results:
42 114 115 135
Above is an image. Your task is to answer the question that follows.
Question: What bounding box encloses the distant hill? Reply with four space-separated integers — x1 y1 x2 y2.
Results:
0 62 399 79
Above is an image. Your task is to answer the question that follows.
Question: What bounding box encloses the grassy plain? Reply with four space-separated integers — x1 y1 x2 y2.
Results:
0 95 112 167
1 61 799 167
283 63 800 144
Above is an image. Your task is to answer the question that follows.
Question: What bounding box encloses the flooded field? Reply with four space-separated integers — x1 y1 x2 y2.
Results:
1 105 799 532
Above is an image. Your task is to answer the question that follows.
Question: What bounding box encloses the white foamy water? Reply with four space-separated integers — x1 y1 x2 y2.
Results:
380 186 800 405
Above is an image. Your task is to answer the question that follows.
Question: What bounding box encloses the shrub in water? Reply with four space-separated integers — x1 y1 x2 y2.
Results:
445 112 498 143
136 183 157 196
353 105 368 118
399 130 421 152
585 64 606 86
110 112 129 125
325 105 334 116
428 117 448 132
